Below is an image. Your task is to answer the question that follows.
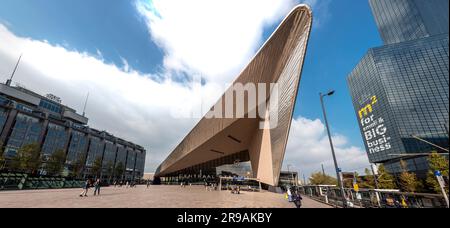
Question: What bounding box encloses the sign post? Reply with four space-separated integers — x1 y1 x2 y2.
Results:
435 171 449 208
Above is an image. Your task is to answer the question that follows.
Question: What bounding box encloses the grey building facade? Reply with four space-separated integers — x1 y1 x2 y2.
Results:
348 0 449 177
369 0 449 45
0 82 146 182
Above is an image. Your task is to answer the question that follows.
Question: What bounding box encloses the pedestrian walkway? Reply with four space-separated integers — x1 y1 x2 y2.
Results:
300 196 333 208
0 185 332 208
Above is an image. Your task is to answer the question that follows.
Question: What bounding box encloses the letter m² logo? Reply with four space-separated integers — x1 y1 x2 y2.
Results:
358 96 378 119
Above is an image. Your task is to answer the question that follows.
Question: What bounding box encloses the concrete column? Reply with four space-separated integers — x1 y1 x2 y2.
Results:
249 109 275 186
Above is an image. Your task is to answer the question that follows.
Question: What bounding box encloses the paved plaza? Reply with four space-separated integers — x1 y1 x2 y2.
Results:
0 185 331 208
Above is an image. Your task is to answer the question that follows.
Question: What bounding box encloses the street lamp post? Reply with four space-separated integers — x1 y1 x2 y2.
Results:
320 90 347 207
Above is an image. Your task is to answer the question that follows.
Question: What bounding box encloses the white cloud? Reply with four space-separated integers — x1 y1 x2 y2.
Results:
0 24 218 172
135 0 299 84
0 0 334 174
302 0 331 28
284 117 370 181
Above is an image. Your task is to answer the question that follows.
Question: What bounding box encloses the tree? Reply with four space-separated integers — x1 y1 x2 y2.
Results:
71 153 86 178
45 149 66 176
343 173 359 189
359 168 375 189
377 164 397 189
105 161 114 180
90 156 103 178
426 152 449 194
399 160 423 193
114 162 125 180
10 143 42 174
309 172 338 185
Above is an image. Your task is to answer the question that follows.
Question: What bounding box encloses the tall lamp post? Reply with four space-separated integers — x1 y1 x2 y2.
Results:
320 90 347 207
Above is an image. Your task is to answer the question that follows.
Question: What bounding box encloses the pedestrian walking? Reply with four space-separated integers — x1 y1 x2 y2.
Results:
93 179 101 196
79 179 90 197
293 190 303 208
287 187 293 202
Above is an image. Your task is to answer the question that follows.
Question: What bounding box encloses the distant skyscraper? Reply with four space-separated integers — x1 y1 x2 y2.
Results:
369 0 449 44
348 0 449 177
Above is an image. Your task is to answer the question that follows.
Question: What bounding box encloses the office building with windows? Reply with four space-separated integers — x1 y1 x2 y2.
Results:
348 0 449 177
0 82 146 181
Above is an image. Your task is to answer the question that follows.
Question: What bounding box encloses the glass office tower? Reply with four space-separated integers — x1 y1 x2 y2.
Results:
348 0 449 177
369 0 449 44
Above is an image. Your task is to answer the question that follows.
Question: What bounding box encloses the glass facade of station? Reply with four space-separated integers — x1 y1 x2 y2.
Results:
348 0 449 176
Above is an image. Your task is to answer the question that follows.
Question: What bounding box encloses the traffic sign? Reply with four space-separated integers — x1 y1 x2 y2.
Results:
434 170 442 177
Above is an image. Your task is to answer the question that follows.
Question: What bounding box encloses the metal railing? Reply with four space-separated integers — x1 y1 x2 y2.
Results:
1 172 85 191
299 185 448 208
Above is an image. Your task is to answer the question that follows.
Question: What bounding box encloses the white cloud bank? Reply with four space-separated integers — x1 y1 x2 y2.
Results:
0 24 209 171
0 0 361 177
284 117 370 181
135 0 317 84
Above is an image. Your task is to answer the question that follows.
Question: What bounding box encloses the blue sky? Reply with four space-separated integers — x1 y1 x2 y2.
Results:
0 0 383 176
0 0 164 74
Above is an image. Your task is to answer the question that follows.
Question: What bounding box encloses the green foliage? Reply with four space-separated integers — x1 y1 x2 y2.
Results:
114 162 125 179
359 168 375 189
426 152 449 194
71 153 86 178
105 161 114 178
343 173 359 189
91 156 103 177
45 149 66 176
377 164 397 189
309 172 338 185
399 172 422 193
399 160 423 193
10 143 42 174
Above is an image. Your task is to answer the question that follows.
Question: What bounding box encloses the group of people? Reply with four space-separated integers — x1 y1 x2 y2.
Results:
230 185 241 194
286 187 303 208
204 182 217 191
180 181 192 188
113 180 137 188
385 195 409 208
79 179 140 197
79 179 101 197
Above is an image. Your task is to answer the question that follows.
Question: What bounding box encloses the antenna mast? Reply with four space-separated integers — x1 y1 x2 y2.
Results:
82 92 90 117
6 54 23 86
